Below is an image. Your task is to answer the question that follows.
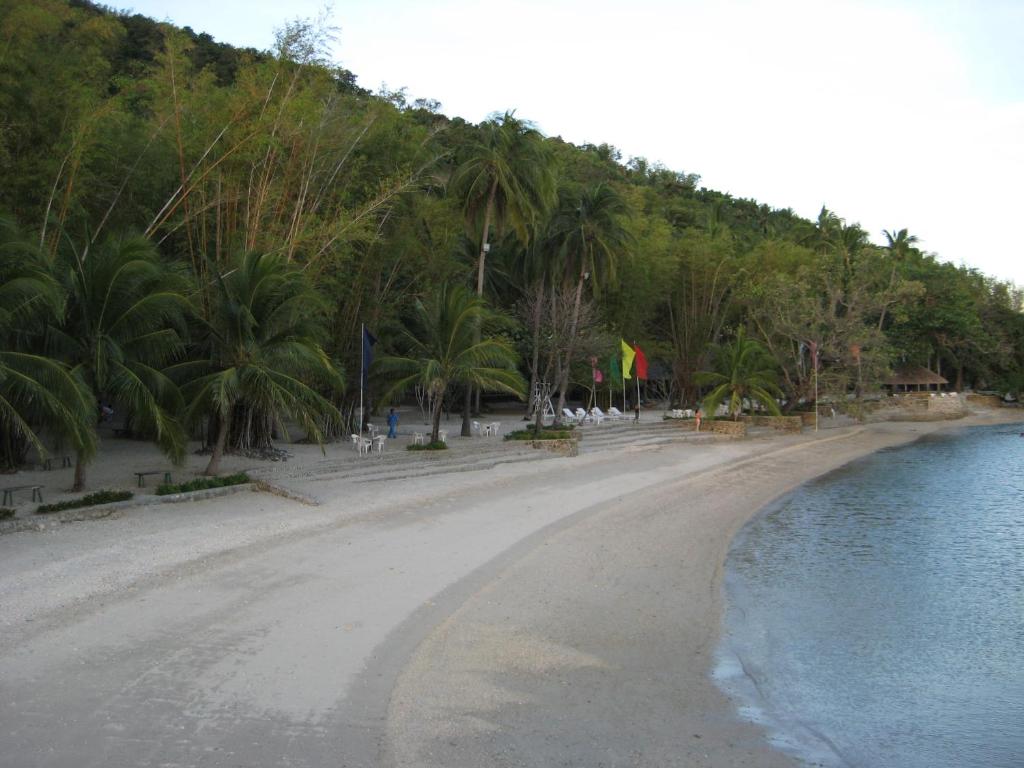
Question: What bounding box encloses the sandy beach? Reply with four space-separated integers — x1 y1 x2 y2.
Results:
0 408 1020 767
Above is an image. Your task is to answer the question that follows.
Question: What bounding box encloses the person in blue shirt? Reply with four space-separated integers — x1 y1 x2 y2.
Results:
387 408 399 438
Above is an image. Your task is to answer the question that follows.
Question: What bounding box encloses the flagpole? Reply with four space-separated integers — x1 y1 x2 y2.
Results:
359 322 365 435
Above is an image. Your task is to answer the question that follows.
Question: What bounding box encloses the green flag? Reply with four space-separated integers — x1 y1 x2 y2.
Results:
609 354 621 384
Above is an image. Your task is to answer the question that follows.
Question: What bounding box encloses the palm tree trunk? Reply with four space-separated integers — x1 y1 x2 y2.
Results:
431 396 444 444
463 179 500 437
72 451 87 492
554 271 586 422
205 409 232 476
524 276 544 419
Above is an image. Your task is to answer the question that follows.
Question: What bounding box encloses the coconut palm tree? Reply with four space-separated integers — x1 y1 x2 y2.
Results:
452 111 557 298
49 234 189 490
698 328 782 419
0 215 95 470
452 111 556 435
173 251 343 476
376 284 526 443
883 228 919 261
549 182 633 421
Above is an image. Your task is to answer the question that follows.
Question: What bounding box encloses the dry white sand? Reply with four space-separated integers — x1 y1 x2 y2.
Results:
0 408 1020 767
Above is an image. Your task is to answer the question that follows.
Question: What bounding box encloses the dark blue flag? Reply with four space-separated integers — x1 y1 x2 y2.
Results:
361 327 377 388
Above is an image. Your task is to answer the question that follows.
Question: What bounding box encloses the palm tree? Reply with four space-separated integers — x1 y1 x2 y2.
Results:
883 228 919 260
376 285 526 443
48 234 187 490
452 111 555 435
173 251 344 476
0 215 95 470
698 328 782 419
452 111 557 298
549 182 633 421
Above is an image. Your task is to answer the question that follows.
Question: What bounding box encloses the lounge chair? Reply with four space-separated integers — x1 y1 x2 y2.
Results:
607 406 625 420
589 407 605 424
562 408 578 424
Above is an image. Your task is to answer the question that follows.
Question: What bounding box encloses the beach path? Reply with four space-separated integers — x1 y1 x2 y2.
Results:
0 416 1014 767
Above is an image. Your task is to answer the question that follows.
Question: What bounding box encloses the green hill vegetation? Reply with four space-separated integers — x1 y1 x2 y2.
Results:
1 0 1021 481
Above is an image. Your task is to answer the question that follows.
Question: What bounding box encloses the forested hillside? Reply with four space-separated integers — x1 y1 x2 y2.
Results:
2 0 1021 478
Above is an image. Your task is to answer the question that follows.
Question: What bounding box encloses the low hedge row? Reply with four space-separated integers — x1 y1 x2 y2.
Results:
407 441 448 451
0 507 15 520
36 489 133 514
156 472 250 496
505 425 576 441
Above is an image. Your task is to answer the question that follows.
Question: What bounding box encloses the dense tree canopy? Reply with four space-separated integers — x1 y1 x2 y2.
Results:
1 0 1020 475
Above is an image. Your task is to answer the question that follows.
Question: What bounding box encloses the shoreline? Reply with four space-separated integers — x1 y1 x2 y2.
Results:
379 412 1024 767
0 410 1021 766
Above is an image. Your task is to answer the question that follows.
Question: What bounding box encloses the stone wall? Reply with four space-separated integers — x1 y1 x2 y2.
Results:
868 394 965 422
966 394 1003 409
926 394 967 418
708 419 747 438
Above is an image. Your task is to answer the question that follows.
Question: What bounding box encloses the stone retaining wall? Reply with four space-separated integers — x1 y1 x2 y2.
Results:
966 394 1003 409
708 420 747 438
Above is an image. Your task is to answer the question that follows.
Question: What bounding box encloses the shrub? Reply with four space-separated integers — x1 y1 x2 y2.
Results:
155 473 250 496
505 425 575 441
36 490 133 514
406 441 448 451
0 507 15 520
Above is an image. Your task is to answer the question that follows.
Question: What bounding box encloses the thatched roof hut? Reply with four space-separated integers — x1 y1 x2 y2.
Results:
885 365 948 392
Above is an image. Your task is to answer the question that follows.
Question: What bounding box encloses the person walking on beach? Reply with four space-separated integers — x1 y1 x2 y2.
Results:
695 408 703 432
387 408 399 438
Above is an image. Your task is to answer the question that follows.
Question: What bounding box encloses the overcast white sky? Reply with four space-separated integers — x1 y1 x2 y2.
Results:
110 0 1024 285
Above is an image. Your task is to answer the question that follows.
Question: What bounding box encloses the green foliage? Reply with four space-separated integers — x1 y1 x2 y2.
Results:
505 425 575 441
0 215 97 469
174 251 343 475
377 284 526 443
155 472 249 495
406 441 448 451
35 489 133 514
698 328 782 418
0 508 15 520
0 0 1019 464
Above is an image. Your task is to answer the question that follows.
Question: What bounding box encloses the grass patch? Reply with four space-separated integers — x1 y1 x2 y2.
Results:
505 424 576 441
0 507 15 520
406 441 448 451
36 489 133 514
156 472 250 496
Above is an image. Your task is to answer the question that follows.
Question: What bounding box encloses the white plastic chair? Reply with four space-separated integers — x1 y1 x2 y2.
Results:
472 420 482 435
412 432 425 445
373 435 386 456
490 421 501 436
351 434 364 453
438 430 448 444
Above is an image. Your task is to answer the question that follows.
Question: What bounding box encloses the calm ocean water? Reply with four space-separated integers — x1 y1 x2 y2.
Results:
716 424 1024 768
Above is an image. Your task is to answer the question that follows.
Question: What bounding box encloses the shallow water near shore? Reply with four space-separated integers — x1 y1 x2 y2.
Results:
716 424 1024 768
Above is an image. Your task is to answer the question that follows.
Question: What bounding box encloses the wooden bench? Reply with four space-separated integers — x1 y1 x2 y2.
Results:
2 485 43 506
39 455 72 471
134 471 172 488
